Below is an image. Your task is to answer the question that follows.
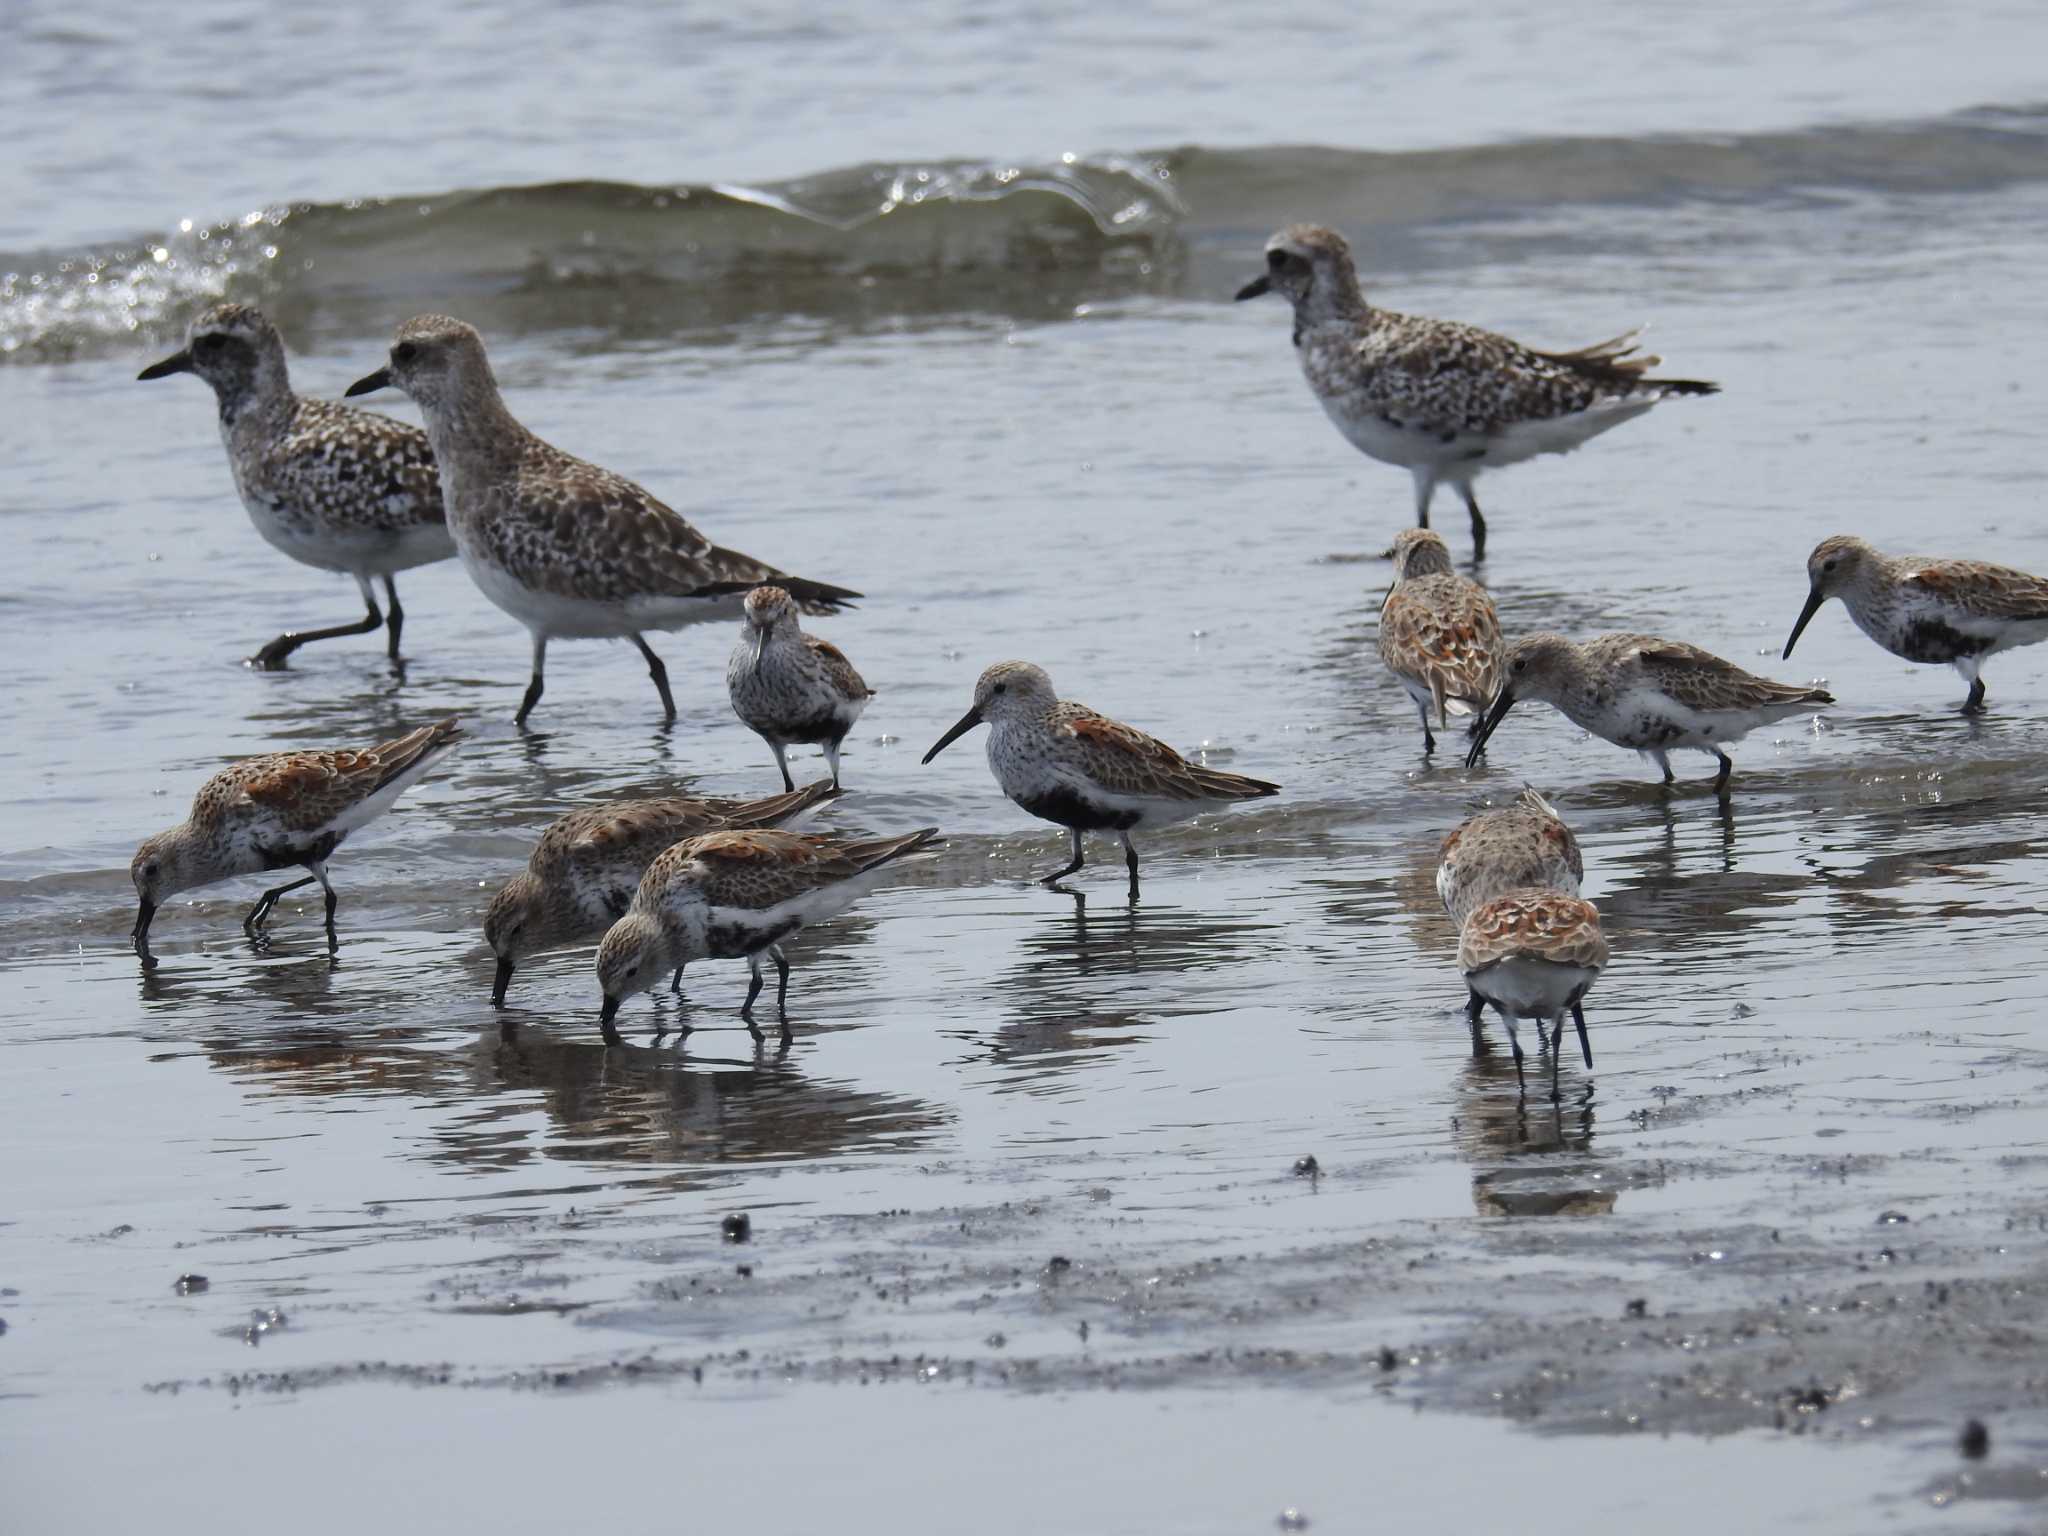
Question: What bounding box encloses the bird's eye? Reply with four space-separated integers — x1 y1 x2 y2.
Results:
393 341 418 364
991 682 1007 695
1512 658 1527 673
625 964 640 977
1822 559 1837 573
193 335 224 357
144 861 160 879
1266 249 1287 270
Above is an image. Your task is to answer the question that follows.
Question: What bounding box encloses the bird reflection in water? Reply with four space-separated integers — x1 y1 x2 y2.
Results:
1452 1049 1616 1217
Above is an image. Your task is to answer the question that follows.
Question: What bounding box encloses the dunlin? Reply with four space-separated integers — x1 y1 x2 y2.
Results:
345 316 860 725
130 718 460 966
1465 633 1833 794
1378 528 1505 752
727 585 875 790
1458 889 1606 1099
594 827 941 1043
139 303 453 668
921 661 1280 896
484 778 839 1005
1236 225 1716 559
1438 787 1585 1037
1783 535 2048 713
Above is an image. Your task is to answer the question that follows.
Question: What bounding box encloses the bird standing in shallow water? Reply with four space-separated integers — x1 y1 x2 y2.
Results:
1783 535 2048 714
594 827 940 1045
130 718 460 967
1378 528 1505 753
922 661 1280 898
1236 224 1717 560
1458 888 1606 1100
727 585 875 790
345 315 859 726
1466 632 1832 796
1438 788 1586 1046
138 303 453 668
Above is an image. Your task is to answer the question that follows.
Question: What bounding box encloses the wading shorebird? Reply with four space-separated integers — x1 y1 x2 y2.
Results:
130 718 460 967
594 827 941 1044
1783 535 2048 714
1458 888 1606 1100
345 316 860 726
1439 788 1585 1041
1235 224 1717 560
483 779 839 1005
1378 528 1506 753
727 585 875 790
921 661 1281 897
1465 633 1833 796
138 303 453 668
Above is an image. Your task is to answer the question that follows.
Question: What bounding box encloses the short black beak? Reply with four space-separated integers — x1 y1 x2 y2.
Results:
491 957 515 1008
1234 274 1272 302
344 366 392 398
1465 689 1517 768
922 705 984 765
137 349 193 381
599 994 623 1046
132 897 157 969
1782 587 1825 660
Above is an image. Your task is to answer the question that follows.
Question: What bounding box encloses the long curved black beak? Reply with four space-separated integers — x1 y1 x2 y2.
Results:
344 366 392 398
1465 689 1517 768
491 957 515 1008
1234 274 1271 302
137 349 192 381
1782 587 1826 660
599 994 623 1046
922 705 983 764
132 898 157 969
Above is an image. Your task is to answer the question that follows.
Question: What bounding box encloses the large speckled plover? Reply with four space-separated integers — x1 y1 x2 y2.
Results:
1438 787 1585 1041
345 316 859 726
1458 888 1607 1100
727 585 875 790
1466 633 1832 796
1784 535 2048 714
1236 224 1717 560
1378 528 1505 753
484 778 839 1005
139 303 453 668
130 717 460 967
921 661 1280 897
594 826 940 1044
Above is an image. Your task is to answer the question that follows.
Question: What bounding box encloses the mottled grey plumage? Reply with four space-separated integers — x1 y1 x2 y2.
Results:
1236 224 1717 559
1437 788 1584 929
727 586 874 790
347 315 860 725
138 303 452 666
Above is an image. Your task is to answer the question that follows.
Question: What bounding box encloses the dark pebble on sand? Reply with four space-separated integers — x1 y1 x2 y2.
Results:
1624 1297 1647 1318
174 1274 209 1295
1276 1509 1309 1531
1292 1156 1319 1178
1960 1419 1990 1459
721 1213 751 1244
1877 1210 1910 1225
1046 1255 1072 1274
1376 1346 1398 1371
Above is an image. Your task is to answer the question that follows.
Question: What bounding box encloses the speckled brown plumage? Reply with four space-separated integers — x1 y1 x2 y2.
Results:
1378 528 1505 748
1437 788 1584 928
1458 890 1608 977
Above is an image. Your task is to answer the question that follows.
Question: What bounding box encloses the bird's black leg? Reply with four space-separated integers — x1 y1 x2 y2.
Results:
631 632 676 722
1964 677 1987 714
244 874 318 935
250 576 383 670
670 965 685 994
1651 749 1676 785
1549 1015 1564 1103
1120 834 1141 902
516 633 547 726
1416 698 1436 756
312 862 339 950
1459 485 1486 563
1412 471 1435 531
771 741 795 793
1466 991 1486 1054
1570 1002 1593 1069
1712 751 1734 798
1498 1006 1525 1093
823 739 844 791
742 956 766 1039
1042 829 1086 886
770 945 792 1044
381 575 404 660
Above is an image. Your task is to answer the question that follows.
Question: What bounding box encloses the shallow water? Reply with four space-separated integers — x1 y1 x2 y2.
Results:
7 2 2048 1529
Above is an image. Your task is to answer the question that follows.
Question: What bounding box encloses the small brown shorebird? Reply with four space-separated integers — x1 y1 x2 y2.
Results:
483 779 838 1005
130 718 460 967
1458 888 1606 1100
1236 224 1716 559
727 585 875 790
921 661 1280 897
1378 528 1505 753
1784 535 2048 714
1438 787 1585 1043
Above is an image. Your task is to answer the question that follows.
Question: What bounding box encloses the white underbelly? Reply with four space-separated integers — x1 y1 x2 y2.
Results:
1467 957 1596 1019
460 549 744 639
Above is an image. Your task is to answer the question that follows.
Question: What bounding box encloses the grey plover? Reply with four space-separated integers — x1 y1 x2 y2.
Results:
1458 889 1607 1100
1466 632 1832 795
345 316 860 725
726 585 875 790
1378 528 1505 752
594 826 941 1044
1784 535 2048 713
139 303 453 668
1236 224 1717 559
130 718 460 967
484 779 839 1005
921 661 1280 896
1438 787 1584 1041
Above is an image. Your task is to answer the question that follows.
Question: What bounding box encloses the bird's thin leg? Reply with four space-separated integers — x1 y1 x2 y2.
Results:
1120 832 1140 902
1415 697 1436 756
1570 1002 1594 1069
250 576 383 670
771 741 795 793
1497 1005 1525 1093
1466 991 1486 1054
1650 749 1675 785
630 632 676 722
670 965 685 994
1712 751 1734 798
1459 484 1487 563
244 874 318 935
311 861 339 950
771 945 792 1045
516 632 547 726
1411 468 1437 531
1549 1014 1564 1103
742 953 766 1039
381 575 405 660
1042 829 1086 886
822 738 844 791
1964 677 1987 714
